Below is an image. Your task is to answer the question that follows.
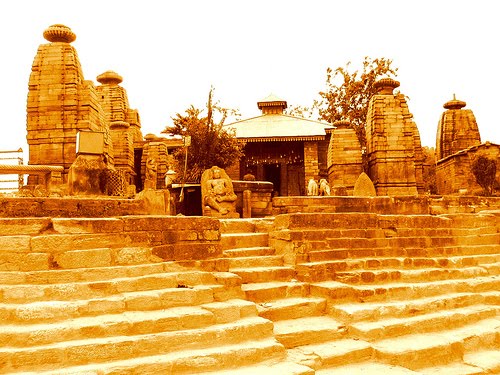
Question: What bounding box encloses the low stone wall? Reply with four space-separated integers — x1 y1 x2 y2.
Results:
272 195 500 215
0 215 221 271
0 197 149 218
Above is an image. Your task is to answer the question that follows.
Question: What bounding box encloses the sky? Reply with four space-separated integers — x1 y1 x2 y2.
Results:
0 0 499 159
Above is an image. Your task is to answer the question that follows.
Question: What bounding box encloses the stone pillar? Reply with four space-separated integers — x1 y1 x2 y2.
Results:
327 120 363 195
303 141 320 193
436 96 481 161
141 138 169 190
365 78 424 196
26 24 111 182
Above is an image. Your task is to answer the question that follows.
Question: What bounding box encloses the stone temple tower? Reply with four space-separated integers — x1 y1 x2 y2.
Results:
365 78 424 195
435 96 481 161
327 120 363 195
96 71 143 186
26 24 112 181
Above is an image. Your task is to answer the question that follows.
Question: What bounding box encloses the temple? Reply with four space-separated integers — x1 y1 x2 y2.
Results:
364 78 425 196
224 94 333 196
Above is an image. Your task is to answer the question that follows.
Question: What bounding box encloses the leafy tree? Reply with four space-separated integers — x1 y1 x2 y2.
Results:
471 155 497 196
422 147 437 194
315 56 398 148
162 87 243 183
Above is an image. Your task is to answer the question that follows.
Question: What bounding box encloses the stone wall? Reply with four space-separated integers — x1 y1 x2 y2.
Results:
0 216 221 271
436 142 500 195
271 195 500 216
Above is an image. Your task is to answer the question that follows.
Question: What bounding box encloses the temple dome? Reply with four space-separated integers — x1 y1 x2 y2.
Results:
43 24 76 43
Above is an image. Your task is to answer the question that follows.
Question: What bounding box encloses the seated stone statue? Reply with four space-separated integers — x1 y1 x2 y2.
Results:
201 166 238 217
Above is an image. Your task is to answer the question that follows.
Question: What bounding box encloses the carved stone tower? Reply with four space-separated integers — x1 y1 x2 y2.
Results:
96 71 143 185
327 120 363 195
365 78 424 195
26 24 112 181
435 96 481 160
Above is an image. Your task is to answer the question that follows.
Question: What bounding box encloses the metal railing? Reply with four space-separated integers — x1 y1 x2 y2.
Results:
0 148 24 192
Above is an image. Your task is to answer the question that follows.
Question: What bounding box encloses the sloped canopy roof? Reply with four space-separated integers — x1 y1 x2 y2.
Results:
224 114 333 142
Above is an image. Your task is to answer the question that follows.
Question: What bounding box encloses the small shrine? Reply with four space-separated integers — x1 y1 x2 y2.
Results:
224 94 333 196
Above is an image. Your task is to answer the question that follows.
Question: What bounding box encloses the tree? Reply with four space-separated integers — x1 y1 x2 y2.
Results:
315 56 398 148
471 155 497 196
162 87 243 183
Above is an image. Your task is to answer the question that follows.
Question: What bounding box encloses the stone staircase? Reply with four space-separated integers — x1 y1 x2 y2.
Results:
269 211 500 374
0 217 289 374
0 211 499 374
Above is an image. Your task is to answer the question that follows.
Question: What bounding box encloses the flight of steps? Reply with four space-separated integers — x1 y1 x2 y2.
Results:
0 218 288 374
291 212 500 374
220 219 359 374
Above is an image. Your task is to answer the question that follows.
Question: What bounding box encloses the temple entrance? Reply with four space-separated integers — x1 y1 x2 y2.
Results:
264 164 281 196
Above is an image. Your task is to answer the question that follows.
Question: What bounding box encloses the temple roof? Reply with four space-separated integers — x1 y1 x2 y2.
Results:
224 113 333 142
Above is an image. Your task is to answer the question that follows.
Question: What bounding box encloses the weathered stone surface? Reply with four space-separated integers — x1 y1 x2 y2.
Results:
365 78 424 195
353 172 377 197
327 120 363 195
26 25 112 179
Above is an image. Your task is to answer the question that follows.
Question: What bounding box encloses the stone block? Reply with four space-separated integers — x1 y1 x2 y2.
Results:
53 248 112 269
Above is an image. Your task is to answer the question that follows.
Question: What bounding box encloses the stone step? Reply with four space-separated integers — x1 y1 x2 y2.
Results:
0 299 258 347
333 266 488 285
219 217 275 234
372 317 500 370
349 304 499 341
418 361 489 375
311 276 500 303
230 266 296 283
0 270 229 303
257 297 326 321
306 254 500 269
273 316 346 348
196 361 314 375
315 362 420 374
329 292 486 323
0 285 232 323
14 337 286 374
241 281 309 303
288 338 373 370
0 316 276 372
299 263 488 284
223 246 276 258
0 265 216 285
306 244 500 261
227 255 283 269
463 349 500 374
221 232 269 250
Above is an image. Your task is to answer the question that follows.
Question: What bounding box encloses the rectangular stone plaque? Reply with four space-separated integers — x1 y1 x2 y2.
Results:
76 131 104 155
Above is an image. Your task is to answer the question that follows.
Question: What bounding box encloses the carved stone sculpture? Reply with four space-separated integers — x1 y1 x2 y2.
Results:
143 158 157 190
318 179 331 196
307 178 318 196
201 166 238 217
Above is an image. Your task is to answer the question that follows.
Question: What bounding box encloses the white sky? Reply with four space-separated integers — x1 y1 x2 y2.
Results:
0 0 498 157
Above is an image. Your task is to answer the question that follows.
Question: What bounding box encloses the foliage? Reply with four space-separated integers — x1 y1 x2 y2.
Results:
315 57 398 148
471 155 497 196
162 88 243 183
422 147 437 194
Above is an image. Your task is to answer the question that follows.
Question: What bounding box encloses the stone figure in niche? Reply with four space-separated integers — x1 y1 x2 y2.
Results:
143 158 157 190
307 178 319 196
318 178 331 196
201 166 238 217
